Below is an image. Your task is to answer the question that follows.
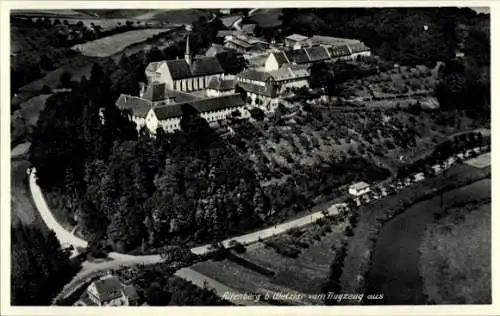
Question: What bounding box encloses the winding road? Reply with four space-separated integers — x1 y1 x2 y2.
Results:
29 168 344 302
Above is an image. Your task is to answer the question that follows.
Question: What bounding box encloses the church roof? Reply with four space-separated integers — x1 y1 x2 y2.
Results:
164 57 224 80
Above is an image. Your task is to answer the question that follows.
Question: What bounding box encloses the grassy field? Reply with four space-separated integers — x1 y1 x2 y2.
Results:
73 28 171 57
419 191 491 304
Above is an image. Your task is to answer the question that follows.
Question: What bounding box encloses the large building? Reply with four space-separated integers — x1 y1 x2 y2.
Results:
145 35 224 92
235 63 310 111
116 82 246 134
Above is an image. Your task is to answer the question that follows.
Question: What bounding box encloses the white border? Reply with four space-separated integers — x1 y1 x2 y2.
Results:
1 1 497 315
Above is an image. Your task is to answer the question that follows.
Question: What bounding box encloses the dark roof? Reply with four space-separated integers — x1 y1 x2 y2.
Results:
207 77 235 91
153 94 245 120
165 57 223 80
191 57 224 77
153 104 184 120
190 94 244 113
237 68 272 82
236 81 278 98
308 35 361 47
165 60 192 79
227 37 253 49
348 42 370 53
305 46 330 62
328 45 351 57
115 94 152 118
285 49 310 64
93 277 123 302
143 83 166 102
271 52 290 67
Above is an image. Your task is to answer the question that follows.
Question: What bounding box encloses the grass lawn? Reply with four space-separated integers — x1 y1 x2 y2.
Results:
419 192 491 304
190 259 314 305
73 28 171 57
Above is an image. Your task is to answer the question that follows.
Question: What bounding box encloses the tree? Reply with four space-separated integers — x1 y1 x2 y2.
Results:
60 71 72 88
216 51 247 75
249 108 265 121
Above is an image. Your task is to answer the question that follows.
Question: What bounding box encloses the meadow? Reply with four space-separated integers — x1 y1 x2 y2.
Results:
73 28 172 57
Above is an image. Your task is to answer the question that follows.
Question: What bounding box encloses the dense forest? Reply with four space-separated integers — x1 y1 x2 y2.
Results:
30 60 268 253
11 223 78 305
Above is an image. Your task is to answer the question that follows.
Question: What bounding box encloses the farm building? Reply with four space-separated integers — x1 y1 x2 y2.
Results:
224 34 270 54
74 275 140 306
348 182 371 197
145 35 224 92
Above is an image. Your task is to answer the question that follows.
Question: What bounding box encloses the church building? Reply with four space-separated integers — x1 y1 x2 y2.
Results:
145 35 224 92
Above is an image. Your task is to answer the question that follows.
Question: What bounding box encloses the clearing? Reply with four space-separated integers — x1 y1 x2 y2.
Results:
73 28 171 57
419 191 491 304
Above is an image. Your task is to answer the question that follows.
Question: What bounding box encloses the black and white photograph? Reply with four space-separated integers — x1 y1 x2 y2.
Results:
3 2 494 311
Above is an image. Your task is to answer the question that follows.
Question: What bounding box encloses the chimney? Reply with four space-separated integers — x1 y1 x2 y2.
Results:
184 34 192 66
139 82 146 98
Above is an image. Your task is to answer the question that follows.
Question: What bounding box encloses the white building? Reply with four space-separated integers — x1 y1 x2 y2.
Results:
145 35 224 92
348 182 371 197
284 33 309 50
206 76 236 97
74 275 139 306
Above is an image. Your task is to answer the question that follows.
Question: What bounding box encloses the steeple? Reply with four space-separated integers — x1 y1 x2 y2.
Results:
184 34 192 66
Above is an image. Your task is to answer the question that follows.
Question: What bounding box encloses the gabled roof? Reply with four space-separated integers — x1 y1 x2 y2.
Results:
284 49 310 64
165 59 192 79
348 42 370 53
328 45 351 57
349 182 370 191
207 77 235 91
308 35 361 47
270 51 290 67
153 94 245 120
237 68 273 82
153 104 184 120
305 46 330 62
283 63 310 78
236 81 278 98
143 83 167 102
145 61 165 74
164 57 224 80
285 33 309 42
115 94 152 118
93 277 123 302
